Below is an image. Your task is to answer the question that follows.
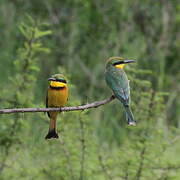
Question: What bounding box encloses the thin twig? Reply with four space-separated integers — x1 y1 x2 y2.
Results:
151 165 180 171
135 146 146 180
123 163 129 180
154 165 180 180
59 138 75 180
98 154 113 180
0 96 115 114
79 114 86 180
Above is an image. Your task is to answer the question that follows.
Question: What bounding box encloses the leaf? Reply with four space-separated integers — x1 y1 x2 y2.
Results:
34 28 52 39
19 23 29 39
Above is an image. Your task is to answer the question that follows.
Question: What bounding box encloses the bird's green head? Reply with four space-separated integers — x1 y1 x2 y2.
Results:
48 74 67 88
106 57 135 69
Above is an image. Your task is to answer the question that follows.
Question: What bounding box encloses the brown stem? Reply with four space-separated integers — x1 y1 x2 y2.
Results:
135 146 146 180
98 154 113 180
0 96 115 114
79 114 86 180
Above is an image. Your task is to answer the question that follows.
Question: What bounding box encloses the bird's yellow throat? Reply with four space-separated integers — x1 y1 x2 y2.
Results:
50 81 66 88
115 64 125 69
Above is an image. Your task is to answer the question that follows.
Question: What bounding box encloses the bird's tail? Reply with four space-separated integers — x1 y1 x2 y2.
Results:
124 105 136 126
45 118 59 139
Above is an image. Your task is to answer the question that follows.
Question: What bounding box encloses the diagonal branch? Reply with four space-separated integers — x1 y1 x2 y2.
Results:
0 96 115 114
135 146 146 180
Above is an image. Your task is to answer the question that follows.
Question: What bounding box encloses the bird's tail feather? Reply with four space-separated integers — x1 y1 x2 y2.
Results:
45 129 59 139
45 118 59 139
124 105 136 126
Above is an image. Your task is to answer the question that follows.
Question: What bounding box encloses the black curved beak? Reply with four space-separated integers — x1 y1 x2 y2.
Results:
124 59 135 64
48 77 56 81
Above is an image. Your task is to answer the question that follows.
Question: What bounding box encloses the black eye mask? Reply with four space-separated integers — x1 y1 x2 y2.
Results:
56 79 67 84
113 61 124 66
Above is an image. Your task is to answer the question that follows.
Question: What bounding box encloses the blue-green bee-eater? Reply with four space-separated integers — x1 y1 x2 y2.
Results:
105 57 136 125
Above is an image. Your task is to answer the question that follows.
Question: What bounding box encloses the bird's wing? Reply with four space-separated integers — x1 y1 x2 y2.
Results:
105 70 130 105
46 90 50 118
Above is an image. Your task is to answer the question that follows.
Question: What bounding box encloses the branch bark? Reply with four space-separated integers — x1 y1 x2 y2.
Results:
0 96 115 114
135 146 146 180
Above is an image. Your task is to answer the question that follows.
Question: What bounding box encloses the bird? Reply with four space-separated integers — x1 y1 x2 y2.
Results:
105 57 136 126
45 74 68 139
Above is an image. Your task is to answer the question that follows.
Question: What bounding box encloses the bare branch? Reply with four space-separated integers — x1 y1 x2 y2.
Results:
59 138 75 180
152 165 180 171
79 114 86 180
135 146 146 180
0 96 115 114
98 154 113 180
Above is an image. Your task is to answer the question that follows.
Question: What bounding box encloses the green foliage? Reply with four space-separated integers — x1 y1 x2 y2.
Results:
0 1 179 180
0 15 51 176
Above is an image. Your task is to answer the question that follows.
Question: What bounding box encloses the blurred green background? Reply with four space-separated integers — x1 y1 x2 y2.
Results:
0 0 179 179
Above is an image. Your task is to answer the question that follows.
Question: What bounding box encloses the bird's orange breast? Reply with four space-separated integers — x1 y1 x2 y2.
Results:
47 87 68 107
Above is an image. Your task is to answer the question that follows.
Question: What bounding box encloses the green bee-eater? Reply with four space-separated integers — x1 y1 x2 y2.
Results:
105 57 136 125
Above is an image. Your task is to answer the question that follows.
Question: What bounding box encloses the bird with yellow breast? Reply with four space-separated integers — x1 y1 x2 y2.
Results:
45 74 68 139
